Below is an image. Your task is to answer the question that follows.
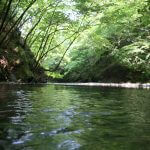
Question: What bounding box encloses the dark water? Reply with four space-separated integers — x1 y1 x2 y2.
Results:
0 84 150 150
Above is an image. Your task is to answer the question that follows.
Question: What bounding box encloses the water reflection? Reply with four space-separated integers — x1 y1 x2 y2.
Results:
0 84 150 150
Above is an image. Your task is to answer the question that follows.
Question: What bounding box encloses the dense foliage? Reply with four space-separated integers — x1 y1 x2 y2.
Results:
64 0 150 82
0 0 150 82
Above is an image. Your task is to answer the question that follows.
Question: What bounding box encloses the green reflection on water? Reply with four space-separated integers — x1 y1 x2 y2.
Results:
0 84 150 150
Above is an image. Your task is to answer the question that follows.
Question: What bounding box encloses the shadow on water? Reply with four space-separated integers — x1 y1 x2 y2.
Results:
0 84 150 150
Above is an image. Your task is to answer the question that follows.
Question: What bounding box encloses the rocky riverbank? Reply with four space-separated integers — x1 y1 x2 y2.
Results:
0 24 47 83
51 82 150 89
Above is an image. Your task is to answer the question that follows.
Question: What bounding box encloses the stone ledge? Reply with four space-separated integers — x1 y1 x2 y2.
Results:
51 82 150 89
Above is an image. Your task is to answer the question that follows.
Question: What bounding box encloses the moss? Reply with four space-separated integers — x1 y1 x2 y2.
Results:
13 65 34 81
0 26 46 82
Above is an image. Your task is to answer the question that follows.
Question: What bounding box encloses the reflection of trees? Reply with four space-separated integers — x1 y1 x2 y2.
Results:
21 85 81 149
65 87 130 150
0 84 49 149
0 85 150 150
66 87 150 150
0 84 32 149
122 89 150 150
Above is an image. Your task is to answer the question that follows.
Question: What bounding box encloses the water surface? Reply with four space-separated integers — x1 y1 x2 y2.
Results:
0 84 150 150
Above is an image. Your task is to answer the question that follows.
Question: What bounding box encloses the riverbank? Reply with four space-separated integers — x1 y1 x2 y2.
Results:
0 19 47 83
51 82 150 89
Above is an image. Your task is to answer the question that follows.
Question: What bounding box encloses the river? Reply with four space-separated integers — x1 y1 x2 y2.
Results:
0 84 150 150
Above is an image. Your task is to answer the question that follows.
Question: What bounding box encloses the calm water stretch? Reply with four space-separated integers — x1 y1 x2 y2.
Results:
0 84 150 150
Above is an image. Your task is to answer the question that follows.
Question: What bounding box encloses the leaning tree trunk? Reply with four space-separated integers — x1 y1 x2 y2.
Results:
0 0 36 47
0 0 13 33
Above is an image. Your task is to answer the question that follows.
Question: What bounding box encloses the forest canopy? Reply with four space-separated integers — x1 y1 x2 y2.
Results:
0 0 150 82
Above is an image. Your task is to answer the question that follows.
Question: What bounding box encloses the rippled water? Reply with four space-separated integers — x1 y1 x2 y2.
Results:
0 84 150 150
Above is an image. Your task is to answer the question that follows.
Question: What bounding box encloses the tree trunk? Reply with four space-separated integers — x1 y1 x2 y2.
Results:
0 0 36 47
0 0 13 32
